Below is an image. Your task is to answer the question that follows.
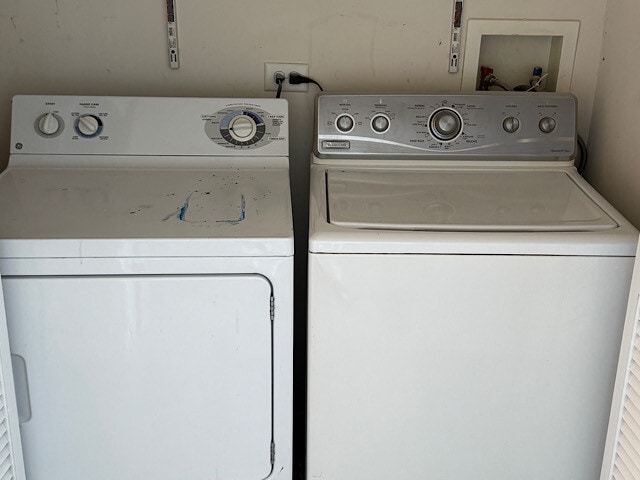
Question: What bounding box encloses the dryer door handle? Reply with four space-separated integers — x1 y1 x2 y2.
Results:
11 354 32 424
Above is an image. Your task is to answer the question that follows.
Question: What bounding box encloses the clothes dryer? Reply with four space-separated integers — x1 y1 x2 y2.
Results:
307 93 638 480
0 95 293 480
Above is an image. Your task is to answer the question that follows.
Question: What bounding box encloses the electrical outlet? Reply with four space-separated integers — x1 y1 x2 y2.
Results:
264 62 309 92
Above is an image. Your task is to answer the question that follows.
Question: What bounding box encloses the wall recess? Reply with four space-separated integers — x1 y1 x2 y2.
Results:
461 19 580 92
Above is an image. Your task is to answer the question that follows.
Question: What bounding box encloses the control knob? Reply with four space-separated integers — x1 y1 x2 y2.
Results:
336 114 354 133
371 115 390 133
429 108 462 141
76 114 103 138
539 117 557 134
502 116 520 133
37 112 61 136
229 115 256 140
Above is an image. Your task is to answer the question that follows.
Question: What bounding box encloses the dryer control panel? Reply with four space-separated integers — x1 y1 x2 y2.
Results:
315 93 576 160
10 96 288 157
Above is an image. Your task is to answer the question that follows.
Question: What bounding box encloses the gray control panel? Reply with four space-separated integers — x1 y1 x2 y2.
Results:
315 93 576 160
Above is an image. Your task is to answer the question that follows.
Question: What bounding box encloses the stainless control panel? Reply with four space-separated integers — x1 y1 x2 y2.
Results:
315 93 576 160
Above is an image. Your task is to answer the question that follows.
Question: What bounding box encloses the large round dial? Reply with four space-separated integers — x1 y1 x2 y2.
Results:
219 110 266 146
229 115 256 140
429 108 463 141
75 114 103 138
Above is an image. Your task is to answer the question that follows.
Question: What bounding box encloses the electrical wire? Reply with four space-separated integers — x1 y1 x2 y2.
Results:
289 72 324 92
275 76 284 99
576 134 588 174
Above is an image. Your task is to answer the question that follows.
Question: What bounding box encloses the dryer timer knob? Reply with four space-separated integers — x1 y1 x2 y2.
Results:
229 115 256 139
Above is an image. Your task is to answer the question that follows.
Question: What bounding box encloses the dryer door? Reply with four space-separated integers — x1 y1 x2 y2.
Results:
3 274 273 480
0 276 26 480
601 237 640 480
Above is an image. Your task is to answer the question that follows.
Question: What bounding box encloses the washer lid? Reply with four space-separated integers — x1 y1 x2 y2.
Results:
0 163 293 258
327 170 617 232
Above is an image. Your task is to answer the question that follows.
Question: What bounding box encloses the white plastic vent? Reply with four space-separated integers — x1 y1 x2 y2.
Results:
607 298 640 480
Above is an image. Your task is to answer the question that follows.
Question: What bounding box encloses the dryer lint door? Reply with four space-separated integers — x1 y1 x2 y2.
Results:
0 276 27 480
327 169 617 232
3 273 273 480
600 237 640 480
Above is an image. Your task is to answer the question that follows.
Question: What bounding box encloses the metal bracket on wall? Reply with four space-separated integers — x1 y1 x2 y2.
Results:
165 0 180 68
448 0 464 73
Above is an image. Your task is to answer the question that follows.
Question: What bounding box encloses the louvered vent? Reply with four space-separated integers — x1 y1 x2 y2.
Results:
610 300 640 480
0 391 17 480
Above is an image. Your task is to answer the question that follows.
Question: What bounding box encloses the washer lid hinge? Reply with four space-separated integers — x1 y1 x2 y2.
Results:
270 295 275 322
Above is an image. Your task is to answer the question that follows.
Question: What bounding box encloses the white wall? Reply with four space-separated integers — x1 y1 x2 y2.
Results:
587 0 640 228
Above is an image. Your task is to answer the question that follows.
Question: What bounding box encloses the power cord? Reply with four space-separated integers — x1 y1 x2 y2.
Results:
274 71 285 99
289 72 324 92
576 134 588 174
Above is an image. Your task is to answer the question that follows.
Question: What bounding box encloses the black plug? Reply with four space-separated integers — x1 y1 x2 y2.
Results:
289 72 324 91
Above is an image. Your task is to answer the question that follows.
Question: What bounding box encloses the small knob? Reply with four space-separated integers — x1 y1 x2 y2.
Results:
76 115 103 137
430 108 462 141
336 114 354 133
539 117 556 134
371 115 390 133
229 115 256 139
502 116 520 133
37 113 61 136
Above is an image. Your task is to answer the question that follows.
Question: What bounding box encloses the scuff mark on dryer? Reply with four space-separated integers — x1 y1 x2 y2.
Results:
162 192 194 222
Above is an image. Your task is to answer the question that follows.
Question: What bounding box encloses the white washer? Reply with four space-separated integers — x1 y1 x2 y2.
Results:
307 93 639 480
0 95 293 480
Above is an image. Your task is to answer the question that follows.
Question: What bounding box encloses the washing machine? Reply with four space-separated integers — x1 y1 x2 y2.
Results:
307 93 639 480
0 95 293 480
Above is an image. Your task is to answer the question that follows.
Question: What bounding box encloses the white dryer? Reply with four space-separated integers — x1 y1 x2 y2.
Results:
0 96 293 480
307 93 639 480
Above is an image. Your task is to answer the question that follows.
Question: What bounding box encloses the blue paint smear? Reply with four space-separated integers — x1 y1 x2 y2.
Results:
162 193 193 222
216 194 246 225
162 193 246 224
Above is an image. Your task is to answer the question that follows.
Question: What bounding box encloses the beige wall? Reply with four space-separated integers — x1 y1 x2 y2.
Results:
1 1 607 166
587 0 640 228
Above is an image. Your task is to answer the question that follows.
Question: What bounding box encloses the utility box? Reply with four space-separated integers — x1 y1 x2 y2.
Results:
461 19 580 92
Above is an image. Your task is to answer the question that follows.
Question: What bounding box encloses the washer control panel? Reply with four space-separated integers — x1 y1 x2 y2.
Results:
315 93 576 160
11 96 288 157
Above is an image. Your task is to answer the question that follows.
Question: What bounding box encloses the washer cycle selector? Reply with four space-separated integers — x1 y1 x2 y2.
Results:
429 108 463 141
75 114 103 138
